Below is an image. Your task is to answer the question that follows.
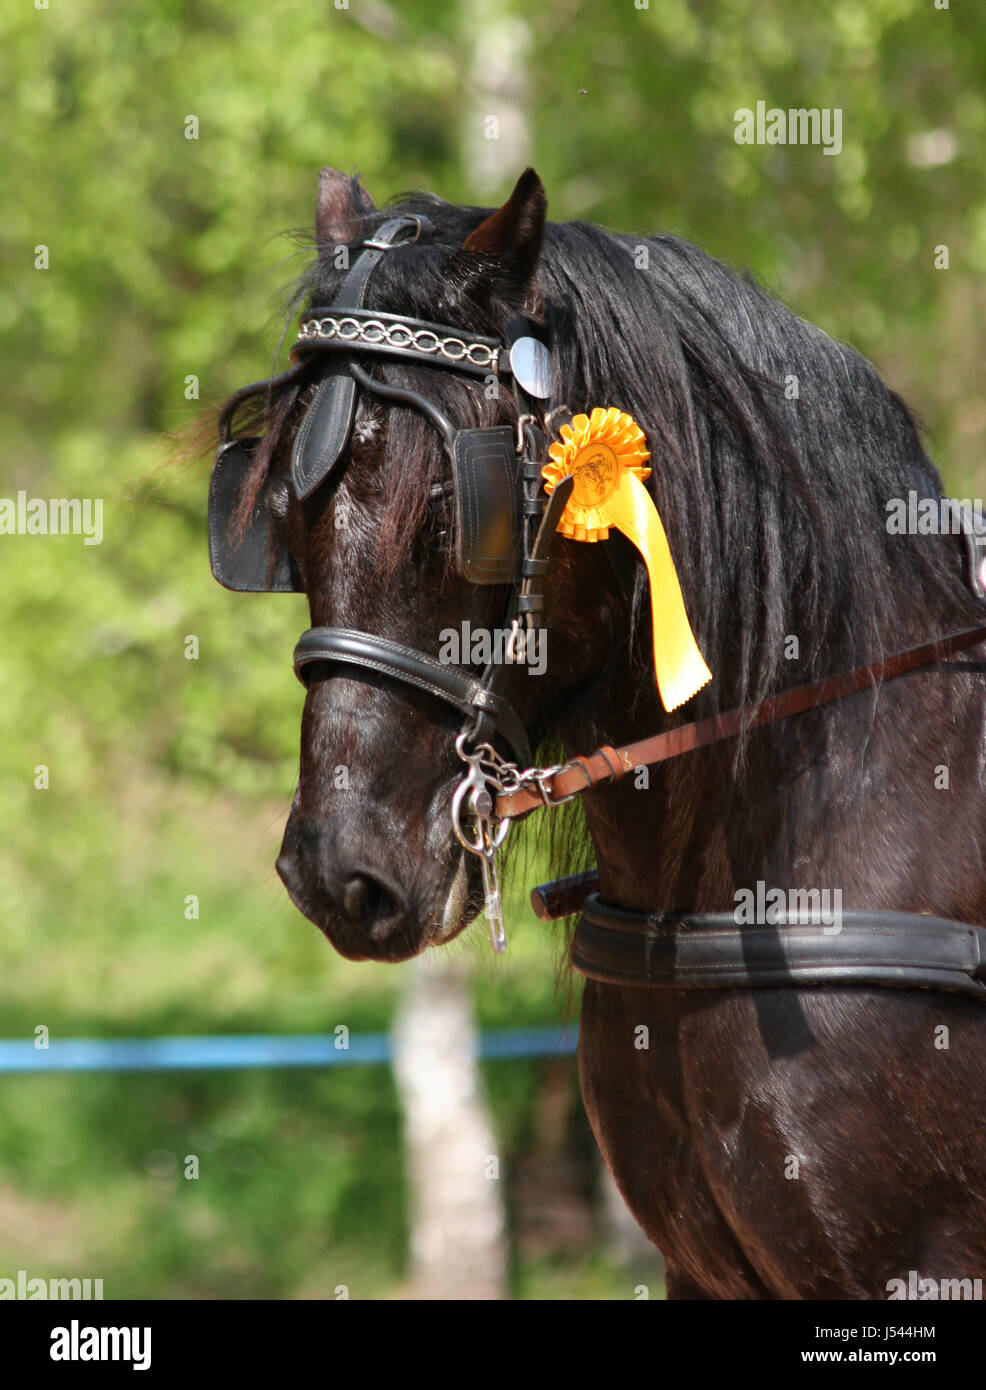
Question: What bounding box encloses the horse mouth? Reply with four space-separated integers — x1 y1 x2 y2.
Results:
276 843 483 963
431 850 484 945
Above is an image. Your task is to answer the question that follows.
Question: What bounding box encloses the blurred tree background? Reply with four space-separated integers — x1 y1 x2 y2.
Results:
0 0 983 1298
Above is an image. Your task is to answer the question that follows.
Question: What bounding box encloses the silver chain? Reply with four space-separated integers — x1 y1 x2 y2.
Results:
453 739 564 810
451 736 565 954
297 315 499 369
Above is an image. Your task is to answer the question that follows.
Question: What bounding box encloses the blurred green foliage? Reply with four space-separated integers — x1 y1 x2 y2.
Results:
0 0 982 1298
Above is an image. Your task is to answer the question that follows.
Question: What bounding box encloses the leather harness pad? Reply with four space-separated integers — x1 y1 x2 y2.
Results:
452 427 521 584
208 439 302 593
573 895 986 1000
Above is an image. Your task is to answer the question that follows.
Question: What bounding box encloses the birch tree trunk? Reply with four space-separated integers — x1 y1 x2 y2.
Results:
390 0 534 1301
461 0 532 196
392 956 507 1299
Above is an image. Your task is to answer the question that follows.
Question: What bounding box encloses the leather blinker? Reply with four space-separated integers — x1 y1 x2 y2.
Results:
208 438 302 593
451 426 521 584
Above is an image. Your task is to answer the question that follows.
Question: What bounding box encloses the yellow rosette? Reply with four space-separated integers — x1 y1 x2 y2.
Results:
543 407 712 712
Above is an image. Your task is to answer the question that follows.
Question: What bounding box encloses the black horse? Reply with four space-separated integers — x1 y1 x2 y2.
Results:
214 168 986 1298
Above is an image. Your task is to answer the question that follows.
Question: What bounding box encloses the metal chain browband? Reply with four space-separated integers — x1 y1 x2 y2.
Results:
296 308 506 375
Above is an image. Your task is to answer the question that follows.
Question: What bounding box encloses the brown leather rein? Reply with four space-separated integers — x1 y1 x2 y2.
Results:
496 621 986 822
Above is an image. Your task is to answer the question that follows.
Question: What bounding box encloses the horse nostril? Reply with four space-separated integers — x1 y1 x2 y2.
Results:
341 872 406 938
342 875 371 922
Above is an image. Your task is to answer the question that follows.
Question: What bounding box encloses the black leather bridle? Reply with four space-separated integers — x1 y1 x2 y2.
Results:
209 214 575 949
286 215 579 780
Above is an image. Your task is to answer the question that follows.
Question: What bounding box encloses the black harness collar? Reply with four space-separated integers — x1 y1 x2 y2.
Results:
574 895 986 1002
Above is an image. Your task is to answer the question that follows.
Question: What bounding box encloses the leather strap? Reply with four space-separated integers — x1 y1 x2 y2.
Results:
290 217 427 499
497 622 986 819
348 362 456 448
572 894 986 1000
530 870 602 921
217 363 310 445
452 474 575 755
293 627 532 767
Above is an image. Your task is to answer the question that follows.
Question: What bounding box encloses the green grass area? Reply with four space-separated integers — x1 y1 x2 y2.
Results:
0 776 660 1299
0 1067 406 1299
0 1064 665 1300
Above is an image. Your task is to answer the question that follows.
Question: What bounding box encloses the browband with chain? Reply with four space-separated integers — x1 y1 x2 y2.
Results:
295 308 508 377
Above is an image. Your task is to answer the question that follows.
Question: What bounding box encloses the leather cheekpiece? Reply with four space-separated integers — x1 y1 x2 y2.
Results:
290 216 428 499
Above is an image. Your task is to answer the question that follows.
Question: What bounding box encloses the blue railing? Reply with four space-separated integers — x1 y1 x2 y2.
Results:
0 1027 577 1074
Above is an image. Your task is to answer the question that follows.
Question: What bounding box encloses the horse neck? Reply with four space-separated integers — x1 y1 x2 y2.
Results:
571 669 986 921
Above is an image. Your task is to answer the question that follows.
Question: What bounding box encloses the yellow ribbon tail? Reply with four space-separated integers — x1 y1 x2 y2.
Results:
604 473 712 711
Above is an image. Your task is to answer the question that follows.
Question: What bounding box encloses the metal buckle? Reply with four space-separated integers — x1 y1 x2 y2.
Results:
534 761 592 808
362 217 424 251
514 413 535 453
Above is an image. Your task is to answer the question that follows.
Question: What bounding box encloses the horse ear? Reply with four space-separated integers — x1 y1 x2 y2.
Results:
457 168 547 294
316 168 376 248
